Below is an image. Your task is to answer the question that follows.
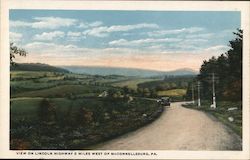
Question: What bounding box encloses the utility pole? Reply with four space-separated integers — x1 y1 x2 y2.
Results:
192 84 195 104
211 72 216 109
205 73 219 109
197 81 201 107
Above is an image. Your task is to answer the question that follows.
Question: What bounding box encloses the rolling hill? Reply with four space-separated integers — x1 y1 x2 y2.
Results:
11 63 69 73
61 66 198 77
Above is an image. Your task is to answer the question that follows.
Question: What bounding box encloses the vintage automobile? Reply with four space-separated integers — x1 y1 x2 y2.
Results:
158 97 171 106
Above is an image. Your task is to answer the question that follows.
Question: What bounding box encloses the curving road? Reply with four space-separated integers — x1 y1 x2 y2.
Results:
93 102 242 150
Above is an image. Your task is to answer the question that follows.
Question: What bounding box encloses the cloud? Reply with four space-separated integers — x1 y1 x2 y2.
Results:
10 21 30 28
10 32 23 42
19 40 232 72
24 42 93 56
107 23 159 32
109 38 181 46
24 42 144 58
10 17 77 29
67 31 83 41
185 33 214 39
25 42 57 50
32 17 77 29
165 37 208 51
181 38 208 45
25 42 77 51
169 43 201 51
82 27 109 37
78 21 103 28
215 29 236 39
203 45 231 53
33 31 65 41
83 23 159 37
148 27 205 37
67 31 82 37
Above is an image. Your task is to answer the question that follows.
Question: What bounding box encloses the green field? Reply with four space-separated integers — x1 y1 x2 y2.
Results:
12 84 113 98
10 70 196 149
157 89 187 97
10 70 164 149
111 78 162 90
11 71 54 79
11 71 129 95
11 96 162 149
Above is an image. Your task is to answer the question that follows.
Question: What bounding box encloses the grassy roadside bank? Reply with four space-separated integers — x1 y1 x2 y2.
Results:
11 97 164 150
182 101 242 138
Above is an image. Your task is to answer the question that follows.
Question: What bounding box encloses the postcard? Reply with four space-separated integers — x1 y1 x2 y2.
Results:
0 0 249 159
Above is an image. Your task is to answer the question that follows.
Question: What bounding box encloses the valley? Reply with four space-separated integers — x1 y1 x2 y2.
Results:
10 63 193 149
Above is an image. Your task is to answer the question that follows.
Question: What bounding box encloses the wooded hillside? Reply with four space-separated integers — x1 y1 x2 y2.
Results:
186 29 242 102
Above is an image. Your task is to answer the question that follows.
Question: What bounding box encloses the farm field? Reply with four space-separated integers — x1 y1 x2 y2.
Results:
10 70 165 149
157 89 187 97
11 71 125 95
12 84 113 98
111 78 162 90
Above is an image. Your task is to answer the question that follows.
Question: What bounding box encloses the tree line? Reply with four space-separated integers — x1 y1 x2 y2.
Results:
186 29 242 102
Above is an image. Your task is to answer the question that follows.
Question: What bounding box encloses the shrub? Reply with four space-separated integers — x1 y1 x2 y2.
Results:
76 107 93 126
38 99 57 122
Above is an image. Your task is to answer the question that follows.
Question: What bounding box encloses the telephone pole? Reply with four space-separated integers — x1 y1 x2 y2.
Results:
192 84 195 104
197 81 201 107
211 72 216 109
204 73 219 109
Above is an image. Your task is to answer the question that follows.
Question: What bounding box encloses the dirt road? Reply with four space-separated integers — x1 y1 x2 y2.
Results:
94 102 242 150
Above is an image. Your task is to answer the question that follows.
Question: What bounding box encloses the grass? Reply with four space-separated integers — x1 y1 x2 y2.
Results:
10 71 123 95
11 80 58 90
157 89 187 97
11 97 43 122
12 84 113 98
11 97 96 122
10 97 163 149
11 71 88 78
38 76 65 82
11 71 56 79
10 70 165 149
11 97 160 120
182 101 242 137
111 78 162 90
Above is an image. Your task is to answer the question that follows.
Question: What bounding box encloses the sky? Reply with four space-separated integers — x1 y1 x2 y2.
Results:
9 10 240 71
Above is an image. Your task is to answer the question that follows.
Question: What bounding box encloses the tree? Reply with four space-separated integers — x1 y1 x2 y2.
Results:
197 29 242 101
122 86 129 95
223 29 242 101
10 42 27 66
137 87 144 96
150 88 157 98
38 99 57 122
143 88 150 97
227 29 242 80
76 107 93 126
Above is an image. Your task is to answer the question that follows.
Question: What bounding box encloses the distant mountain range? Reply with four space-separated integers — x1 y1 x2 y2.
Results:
11 63 69 73
61 66 198 77
10 63 198 77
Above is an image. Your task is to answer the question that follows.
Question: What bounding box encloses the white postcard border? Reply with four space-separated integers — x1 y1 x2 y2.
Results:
0 0 249 159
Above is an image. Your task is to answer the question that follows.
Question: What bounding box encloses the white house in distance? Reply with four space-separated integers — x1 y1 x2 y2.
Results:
98 91 108 97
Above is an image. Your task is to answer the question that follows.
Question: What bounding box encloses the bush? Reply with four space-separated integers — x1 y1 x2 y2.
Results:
38 99 57 122
76 107 93 126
